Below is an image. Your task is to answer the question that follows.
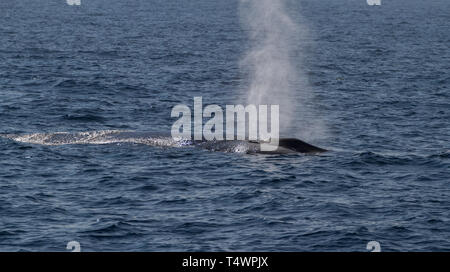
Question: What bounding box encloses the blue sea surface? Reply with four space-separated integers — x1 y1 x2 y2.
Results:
0 0 449 251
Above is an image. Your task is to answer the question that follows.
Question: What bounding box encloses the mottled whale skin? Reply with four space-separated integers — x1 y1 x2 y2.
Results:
1 131 327 155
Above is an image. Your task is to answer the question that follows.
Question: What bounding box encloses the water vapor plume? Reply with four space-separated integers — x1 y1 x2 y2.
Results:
239 0 326 141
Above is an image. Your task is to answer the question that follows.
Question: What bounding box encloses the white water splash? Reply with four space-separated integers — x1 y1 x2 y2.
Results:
3 130 125 146
1 130 185 148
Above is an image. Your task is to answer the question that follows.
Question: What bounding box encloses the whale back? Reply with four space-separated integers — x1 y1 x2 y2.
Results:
278 138 327 153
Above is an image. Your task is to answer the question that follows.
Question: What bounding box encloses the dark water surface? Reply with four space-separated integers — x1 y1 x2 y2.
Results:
0 0 449 251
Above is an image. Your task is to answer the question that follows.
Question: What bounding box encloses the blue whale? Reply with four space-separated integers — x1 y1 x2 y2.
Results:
2 131 326 154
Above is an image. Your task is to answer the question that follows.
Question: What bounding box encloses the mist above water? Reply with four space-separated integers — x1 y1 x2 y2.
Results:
239 0 326 141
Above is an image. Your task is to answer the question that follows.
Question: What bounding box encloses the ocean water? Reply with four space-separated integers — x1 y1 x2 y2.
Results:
0 0 449 251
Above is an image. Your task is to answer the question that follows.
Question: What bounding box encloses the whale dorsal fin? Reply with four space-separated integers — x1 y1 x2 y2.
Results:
278 138 326 153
